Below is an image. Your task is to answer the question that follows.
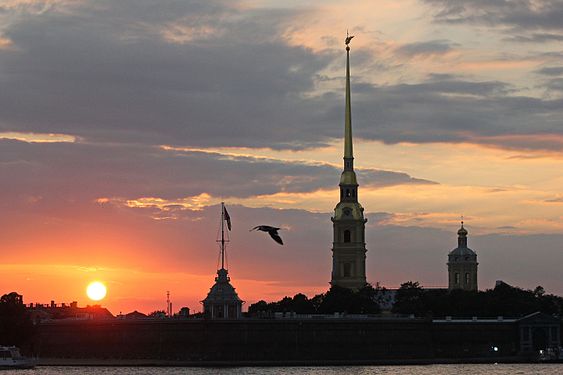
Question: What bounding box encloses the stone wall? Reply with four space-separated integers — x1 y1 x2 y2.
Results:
32 318 521 362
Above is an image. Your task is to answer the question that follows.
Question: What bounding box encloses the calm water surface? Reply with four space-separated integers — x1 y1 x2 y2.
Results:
3 365 563 375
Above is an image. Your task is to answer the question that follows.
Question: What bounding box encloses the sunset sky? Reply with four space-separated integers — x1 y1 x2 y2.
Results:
1 0 563 314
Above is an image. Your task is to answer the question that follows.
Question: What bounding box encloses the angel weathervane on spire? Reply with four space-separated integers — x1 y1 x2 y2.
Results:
345 30 354 45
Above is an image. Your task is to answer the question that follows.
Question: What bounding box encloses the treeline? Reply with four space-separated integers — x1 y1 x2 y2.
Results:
248 285 381 315
248 282 563 318
393 281 563 317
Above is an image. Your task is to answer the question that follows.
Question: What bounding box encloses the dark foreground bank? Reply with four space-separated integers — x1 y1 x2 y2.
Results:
28 313 560 364
36 357 537 367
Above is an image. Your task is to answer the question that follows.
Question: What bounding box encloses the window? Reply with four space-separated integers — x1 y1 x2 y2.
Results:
454 273 460 284
344 230 351 243
346 189 351 198
465 273 470 285
343 263 351 277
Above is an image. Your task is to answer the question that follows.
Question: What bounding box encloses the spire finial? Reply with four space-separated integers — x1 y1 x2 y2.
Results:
345 30 354 47
461 215 464 228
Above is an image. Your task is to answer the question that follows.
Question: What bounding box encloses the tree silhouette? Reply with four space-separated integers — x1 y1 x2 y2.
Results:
392 281 426 315
249 286 380 315
0 292 34 347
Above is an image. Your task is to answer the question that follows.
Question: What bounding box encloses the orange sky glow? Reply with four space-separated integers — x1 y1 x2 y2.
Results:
1 0 563 315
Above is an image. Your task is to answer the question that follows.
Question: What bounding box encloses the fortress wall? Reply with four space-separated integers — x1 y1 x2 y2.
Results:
34 318 519 361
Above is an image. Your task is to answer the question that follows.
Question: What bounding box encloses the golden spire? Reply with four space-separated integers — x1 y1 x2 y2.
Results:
344 31 354 161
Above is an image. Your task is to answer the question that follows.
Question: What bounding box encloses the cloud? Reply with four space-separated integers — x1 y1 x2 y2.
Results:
506 33 563 43
422 0 563 42
349 76 563 151
0 139 434 208
0 0 562 154
536 66 563 76
0 0 337 150
0 131 76 143
395 40 457 58
544 196 563 203
546 78 563 92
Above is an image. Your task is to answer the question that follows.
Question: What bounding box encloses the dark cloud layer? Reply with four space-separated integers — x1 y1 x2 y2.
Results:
0 139 433 205
1 0 562 153
394 40 457 58
536 66 563 76
353 78 563 149
422 0 563 42
0 0 336 149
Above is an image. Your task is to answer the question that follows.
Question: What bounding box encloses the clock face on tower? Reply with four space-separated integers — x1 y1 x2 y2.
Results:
343 207 352 216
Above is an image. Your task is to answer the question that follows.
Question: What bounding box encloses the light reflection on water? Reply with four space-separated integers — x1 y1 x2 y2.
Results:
3 364 563 375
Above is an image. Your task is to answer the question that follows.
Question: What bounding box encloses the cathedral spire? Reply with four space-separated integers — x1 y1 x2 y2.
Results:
339 33 357 189
344 32 354 170
331 33 367 291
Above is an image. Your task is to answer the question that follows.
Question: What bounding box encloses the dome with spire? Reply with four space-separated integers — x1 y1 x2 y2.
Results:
457 223 468 236
447 220 478 291
448 222 476 260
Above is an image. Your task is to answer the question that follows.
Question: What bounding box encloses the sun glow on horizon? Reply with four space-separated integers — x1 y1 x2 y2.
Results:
86 281 107 301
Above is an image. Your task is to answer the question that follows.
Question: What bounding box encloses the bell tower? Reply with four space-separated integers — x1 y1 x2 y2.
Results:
330 34 368 290
447 221 478 291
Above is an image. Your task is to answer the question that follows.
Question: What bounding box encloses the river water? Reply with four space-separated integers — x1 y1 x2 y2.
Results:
4 365 563 375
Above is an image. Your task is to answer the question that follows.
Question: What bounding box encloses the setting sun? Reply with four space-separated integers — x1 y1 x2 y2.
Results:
86 281 107 301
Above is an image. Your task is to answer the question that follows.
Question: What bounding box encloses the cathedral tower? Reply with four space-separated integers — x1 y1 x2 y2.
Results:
447 222 478 291
330 36 368 290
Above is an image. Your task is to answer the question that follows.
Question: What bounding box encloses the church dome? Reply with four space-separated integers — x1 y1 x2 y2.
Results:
448 246 476 257
457 226 468 236
448 220 476 260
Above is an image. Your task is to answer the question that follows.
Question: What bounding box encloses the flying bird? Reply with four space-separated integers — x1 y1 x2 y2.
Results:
250 225 284 245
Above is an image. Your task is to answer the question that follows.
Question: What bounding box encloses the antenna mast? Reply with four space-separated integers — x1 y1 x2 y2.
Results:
166 290 170 317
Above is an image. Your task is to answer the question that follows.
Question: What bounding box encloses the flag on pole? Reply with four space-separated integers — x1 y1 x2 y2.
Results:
223 205 232 231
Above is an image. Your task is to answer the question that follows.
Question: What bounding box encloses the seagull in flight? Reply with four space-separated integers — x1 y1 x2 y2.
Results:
250 225 284 245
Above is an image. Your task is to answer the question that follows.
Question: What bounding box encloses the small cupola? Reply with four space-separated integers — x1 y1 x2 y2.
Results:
457 221 468 248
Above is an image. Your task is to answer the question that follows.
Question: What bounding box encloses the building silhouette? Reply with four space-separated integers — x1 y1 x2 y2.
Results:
447 222 478 291
330 40 368 290
202 203 243 319
202 268 243 319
